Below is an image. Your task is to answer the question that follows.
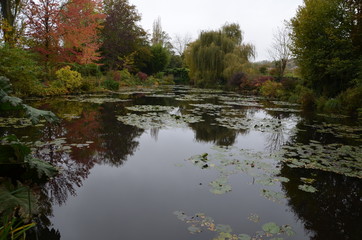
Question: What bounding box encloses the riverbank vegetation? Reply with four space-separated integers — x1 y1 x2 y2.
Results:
1 0 360 116
2 2 358 115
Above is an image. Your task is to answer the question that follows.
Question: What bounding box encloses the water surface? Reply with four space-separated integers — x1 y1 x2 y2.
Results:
1 86 361 240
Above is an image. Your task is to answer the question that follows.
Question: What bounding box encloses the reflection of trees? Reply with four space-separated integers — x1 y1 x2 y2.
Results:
25 101 144 238
264 115 285 153
280 166 362 240
265 129 285 152
189 113 238 146
279 114 362 239
150 127 161 141
98 103 144 166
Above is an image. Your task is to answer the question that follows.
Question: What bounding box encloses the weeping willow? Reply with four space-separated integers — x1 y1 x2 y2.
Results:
185 23 255 87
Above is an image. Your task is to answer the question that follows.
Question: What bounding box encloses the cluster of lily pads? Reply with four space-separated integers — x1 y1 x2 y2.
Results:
30 137 94 155
0 117 46 128
305 122 362 141
280 141 362 179
186 144 323 202
117 105 204 130
187 146 286 199
174 211 294 240
67 96 129 104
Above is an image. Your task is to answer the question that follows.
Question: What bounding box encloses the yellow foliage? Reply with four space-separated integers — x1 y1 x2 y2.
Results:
55 66 83 91
260 80 284 98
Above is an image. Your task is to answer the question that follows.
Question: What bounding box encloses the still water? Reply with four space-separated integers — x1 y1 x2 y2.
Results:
2 86 361 240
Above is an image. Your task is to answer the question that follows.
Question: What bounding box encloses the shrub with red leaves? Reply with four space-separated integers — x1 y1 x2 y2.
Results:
137 72 148 81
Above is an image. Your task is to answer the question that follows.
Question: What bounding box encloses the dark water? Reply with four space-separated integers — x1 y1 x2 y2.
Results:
1 86 361 240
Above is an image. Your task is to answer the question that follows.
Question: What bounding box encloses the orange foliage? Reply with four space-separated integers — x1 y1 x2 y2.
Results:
25 0 63 63
60 0 105 64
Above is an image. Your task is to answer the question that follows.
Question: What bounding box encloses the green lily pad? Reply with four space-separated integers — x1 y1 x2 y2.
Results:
238 234 252 240
298 184 318 193
262 222 281 234
187 225 201 234
209 177 232 194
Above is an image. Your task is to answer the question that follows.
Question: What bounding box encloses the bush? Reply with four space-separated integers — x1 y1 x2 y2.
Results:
281 77 298 91
260 80 284 98
228 72 246 88
297 86 316 110
0 46 43 95
55 66 83 92
145 76 159 86
102 79 119 91
160 74 175 85
338 86 362 115
137 72 148 81
165 68 190 84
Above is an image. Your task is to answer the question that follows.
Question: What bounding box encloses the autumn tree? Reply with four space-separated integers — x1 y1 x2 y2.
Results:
60 0 105 64
268 25 292 80
24 0 62 67
101 0 147 70
185 23 255 87
290 0 361 96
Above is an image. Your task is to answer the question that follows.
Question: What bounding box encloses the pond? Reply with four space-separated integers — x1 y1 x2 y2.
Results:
1 86 361 240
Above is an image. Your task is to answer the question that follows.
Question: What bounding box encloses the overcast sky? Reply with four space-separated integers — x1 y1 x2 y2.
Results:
129 0 304 61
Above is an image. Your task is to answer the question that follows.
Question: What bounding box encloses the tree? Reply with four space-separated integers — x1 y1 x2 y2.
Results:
268 25 292 80
24 0 62 66
290 0 361 97
0 0 24 46
101 0 147 70
151 17 172 50
149 44 170 74
173 33 192 56
184 23 255 87
60 0 105 64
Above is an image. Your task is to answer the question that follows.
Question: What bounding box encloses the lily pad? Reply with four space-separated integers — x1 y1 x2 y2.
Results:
209 177 232 194
262 222 281 234
298 184 318 193
238 234 252 240
125 105 175 112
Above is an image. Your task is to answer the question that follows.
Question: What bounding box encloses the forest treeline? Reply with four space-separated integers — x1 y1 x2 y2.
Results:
0 0 361 115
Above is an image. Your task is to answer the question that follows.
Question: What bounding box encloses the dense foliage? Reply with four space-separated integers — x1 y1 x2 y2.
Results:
101 0 147 70
290 0 361 97
185 23 255 87
0 0 360 115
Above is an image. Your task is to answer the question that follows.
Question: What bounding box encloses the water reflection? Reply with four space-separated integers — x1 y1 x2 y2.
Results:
189 115 237 146
280 166 362 240
23 100 144 237
1 88 360 240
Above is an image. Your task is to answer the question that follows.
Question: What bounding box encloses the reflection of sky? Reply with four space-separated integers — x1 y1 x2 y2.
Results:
51 128 308 240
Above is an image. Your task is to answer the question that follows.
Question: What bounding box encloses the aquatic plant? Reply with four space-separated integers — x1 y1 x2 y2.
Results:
173 211 294 239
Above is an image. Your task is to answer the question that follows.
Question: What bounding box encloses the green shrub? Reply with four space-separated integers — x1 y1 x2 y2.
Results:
299 88 316 110
260 80 284 98
69 63 102 77
55 66 83 92
145 76 159 86
160 74 175 85
102 79 119 91
322 98 341 113
0 46 43 95
119 69 133 81
338 86 362 115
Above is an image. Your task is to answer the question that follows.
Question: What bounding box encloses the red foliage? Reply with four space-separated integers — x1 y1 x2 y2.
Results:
240 75 275 90
25 0 62 63
60 0 105 64
25 0 105 65
137 72 148 81
252 76 275 87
